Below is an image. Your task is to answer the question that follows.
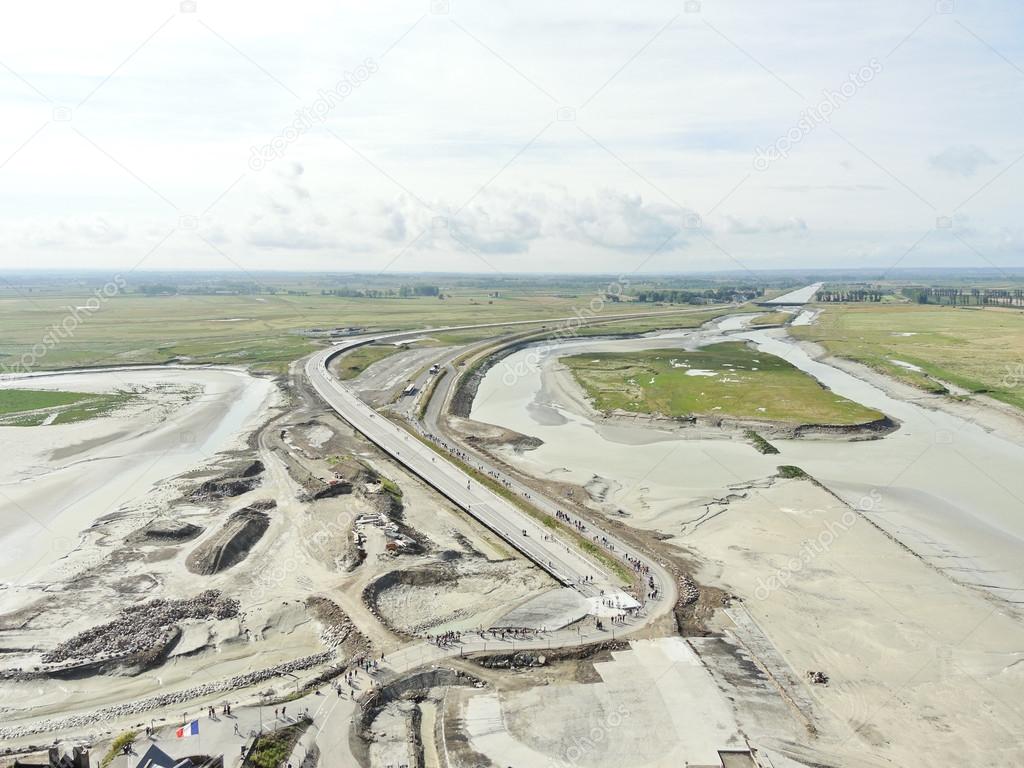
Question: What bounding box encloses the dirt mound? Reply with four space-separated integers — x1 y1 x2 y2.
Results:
304 596 367 655
186 502 274 575
310 479 354 499
245 498 276 512
237 459 265 477
129 518 204 543
188 461 265 501
450 416 543 452
472 640 627 669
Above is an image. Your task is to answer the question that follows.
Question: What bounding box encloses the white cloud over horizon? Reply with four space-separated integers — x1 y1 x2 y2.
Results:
0 0 1022 275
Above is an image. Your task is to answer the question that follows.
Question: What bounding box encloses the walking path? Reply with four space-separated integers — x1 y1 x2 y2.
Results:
137 619 649 768
308 342 631 602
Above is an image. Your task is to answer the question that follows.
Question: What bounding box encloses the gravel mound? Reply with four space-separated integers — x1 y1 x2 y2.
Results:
41 590 239 665
188 461 265 501
128 519 203 543
0 650 333 741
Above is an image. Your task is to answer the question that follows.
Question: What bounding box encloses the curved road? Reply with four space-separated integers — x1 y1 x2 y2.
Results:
307 340 631 603
305 311 707 615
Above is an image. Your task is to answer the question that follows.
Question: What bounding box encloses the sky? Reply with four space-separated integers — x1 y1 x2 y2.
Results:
0 0 1022 276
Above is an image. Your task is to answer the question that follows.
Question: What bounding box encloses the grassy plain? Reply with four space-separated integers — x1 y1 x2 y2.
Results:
565 342 882 425
0 388 134 426
330 343 402 380
791 304 1024 411
0 291 704 375
567 306 740 337
750 311 789 327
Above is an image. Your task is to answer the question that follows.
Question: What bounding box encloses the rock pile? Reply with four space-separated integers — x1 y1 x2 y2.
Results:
0 650 334 741
678 574 700 606
309 480 353 500
188 461 264 501
129 519 203 544
41 590 239 665
304 596 364 653
806 670 830 685
476 652 545 669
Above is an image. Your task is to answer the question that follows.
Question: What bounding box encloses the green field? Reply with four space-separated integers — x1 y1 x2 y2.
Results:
750 311 788 327
791 304 1024 410
0 290 709 375
330 343 402 380
566 306 740 337
0 388 134 426
564 342 883 425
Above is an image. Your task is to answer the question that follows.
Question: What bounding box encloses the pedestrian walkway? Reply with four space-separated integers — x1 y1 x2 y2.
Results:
114 606 654 768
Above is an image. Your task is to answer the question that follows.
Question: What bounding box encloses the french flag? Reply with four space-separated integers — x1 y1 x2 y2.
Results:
175 720 199 739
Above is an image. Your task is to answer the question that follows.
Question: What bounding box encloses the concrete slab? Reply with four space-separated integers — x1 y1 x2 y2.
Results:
760 283 822 306
587 591 641 617
494 588 591 630
461 637 749 767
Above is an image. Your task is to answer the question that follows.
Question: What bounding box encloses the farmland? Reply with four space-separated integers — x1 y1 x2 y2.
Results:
0 288 690 375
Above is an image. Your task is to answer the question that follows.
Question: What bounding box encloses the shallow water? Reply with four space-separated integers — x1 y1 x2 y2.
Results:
472 317 1024 606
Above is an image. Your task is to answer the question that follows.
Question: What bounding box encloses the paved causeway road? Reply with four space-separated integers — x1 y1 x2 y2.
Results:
306 338 629 601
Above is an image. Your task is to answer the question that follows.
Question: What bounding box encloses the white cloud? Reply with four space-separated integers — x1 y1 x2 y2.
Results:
720 216 808 236
929 145 997 178
446 192 546 254
11 215 126 248
562 190 692 253
0 0 1020 271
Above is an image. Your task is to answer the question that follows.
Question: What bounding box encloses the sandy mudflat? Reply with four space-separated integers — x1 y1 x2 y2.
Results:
466 315 1024 765
0 367 277 589
685 477 1024 767
471 319 1024 610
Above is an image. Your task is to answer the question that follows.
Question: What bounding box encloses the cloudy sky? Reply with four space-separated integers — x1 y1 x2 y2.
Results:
0 0 1022 275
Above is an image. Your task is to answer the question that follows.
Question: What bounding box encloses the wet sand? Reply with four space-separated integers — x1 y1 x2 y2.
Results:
0 367 277 588
468 314 1024 765
471 316 1024 608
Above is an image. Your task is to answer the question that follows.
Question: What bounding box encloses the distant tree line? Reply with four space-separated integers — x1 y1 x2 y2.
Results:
136 283 284 295
139 283 179 295
901 287 1024 306
632 286 764 304
321 284 441 299
817 289 886 302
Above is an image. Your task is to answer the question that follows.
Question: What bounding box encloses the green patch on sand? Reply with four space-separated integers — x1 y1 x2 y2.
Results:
0 388 134 426
750 311 789 327
248 719 311 768
564 342 883 426
331 344 402 380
